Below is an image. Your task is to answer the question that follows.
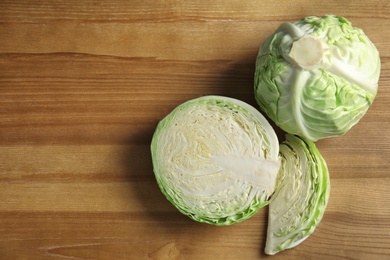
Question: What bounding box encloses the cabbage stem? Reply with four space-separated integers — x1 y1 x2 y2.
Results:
288 37 324 69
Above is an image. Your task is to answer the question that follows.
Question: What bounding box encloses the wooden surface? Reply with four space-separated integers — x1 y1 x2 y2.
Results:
0 1 389 259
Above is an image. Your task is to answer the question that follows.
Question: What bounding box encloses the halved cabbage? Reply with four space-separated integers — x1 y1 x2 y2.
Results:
151 96 330 253
151 96 280 225
265 134 330 255
254 15 380 141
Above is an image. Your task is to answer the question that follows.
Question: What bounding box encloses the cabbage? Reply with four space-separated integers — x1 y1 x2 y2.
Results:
254 15 380 141
151 96 330 253
151 96 280 225
265 134 330 255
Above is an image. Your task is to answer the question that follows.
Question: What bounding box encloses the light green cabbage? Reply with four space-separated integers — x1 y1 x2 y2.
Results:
151 96 280 225
255 15 380 141
265 134 330 255
151 96 331 253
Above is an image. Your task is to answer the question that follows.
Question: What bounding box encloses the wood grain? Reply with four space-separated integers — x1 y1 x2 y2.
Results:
0 1 389 259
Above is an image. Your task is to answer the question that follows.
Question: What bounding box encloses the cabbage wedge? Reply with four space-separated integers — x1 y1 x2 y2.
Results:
265 134 330 255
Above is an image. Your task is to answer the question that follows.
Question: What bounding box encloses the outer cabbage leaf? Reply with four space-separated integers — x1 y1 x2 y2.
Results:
265 134 330 255
151 96 280 226
255 15 380 141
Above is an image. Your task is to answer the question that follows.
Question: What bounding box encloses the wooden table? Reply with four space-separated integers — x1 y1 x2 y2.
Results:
1 1 389 259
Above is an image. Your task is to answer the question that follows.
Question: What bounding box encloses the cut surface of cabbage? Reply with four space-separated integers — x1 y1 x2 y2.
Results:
265 134 330 255
151 96 280 225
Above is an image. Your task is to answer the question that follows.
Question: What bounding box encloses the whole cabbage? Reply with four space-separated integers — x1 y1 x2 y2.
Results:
254 15 381 141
